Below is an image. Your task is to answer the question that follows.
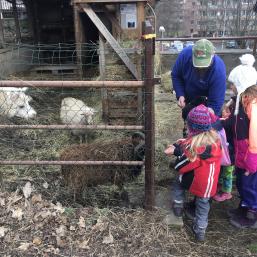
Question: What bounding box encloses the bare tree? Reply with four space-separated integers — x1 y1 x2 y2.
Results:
155 0 183 37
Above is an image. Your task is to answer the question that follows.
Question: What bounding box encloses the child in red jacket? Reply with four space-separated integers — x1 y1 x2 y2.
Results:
165 104 221 241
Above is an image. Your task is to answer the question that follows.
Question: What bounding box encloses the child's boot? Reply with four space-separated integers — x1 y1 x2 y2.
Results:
172 201 183 217
213 192 232 202
229 209 257 228
246 210 257 228
192 224 205 242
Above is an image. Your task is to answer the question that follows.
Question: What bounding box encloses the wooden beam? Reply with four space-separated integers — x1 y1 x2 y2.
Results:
80 3 139 79
73 5 84 78
99 34 108 122
12 0 21 42
0 1 5 47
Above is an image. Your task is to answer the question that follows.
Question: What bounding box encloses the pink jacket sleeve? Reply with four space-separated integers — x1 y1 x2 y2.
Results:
244 101 257 173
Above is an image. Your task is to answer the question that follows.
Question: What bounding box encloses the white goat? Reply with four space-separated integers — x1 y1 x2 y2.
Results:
0 87 37 120
60 97 96 142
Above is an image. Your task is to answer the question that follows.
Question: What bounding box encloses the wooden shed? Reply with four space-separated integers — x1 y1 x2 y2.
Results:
23 0 157 124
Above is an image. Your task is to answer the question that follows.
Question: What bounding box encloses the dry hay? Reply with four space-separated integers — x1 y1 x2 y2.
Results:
161 71 172 92
60 138 143 197
155 42 162 76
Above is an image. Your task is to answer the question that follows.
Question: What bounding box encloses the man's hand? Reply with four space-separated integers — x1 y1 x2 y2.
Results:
178 96 186 108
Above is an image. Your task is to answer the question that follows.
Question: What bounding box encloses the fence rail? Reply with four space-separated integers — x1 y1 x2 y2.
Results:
0 160 144 166
0 80 144 88
0 124 144 130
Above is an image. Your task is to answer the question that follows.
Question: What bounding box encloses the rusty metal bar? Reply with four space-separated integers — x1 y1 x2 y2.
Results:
143 21 155 210
0 80 144 88
0 124 144 130
0 160 144 166
156 36 257 42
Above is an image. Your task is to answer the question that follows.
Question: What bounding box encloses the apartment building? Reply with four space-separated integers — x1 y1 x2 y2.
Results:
181 0 199 37
197 0 257 37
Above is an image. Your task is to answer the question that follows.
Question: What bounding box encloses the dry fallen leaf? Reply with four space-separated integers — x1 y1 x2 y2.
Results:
69 225 76 231
0 197 5 206
43 182 49 189
92 218 108 232
78 216 86 228
22 182 32 199
102 232 114 244
56 236 66 247
79 239 90 249
53 202 65 213
18 242 31 251
11 208 23 220
33 237 42 246
56 225 67 237
31 194 42 204
0 226 8 238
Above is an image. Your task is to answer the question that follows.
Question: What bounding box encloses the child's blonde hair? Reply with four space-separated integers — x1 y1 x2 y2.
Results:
186 129 219 161
241 85 257 113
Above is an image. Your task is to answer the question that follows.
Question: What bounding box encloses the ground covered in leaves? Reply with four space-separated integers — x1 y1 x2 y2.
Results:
1 179 257 257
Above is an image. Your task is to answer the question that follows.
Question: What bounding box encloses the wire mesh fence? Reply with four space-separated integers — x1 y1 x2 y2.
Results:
0 41 148 201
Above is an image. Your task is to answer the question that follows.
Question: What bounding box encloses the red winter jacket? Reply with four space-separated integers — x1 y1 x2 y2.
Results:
174 142 221 198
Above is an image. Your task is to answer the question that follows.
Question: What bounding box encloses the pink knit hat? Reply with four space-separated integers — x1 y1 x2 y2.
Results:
187 104 212 136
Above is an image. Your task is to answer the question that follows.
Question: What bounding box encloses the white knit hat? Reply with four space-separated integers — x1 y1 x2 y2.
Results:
228 54 257 115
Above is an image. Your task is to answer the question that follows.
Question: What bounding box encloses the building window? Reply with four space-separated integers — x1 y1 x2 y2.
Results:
191 20 194 24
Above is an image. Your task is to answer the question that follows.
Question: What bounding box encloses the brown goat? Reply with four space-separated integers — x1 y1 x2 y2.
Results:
60 134 145 197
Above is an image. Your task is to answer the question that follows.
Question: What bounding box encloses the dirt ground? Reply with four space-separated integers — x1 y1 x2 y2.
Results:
1 81 257 257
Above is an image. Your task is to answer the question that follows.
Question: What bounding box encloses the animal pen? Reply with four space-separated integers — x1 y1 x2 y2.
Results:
0 0 156 209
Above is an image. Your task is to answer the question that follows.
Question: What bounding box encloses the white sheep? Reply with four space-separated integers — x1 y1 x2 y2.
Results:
0 87 37 120
60 97 97 142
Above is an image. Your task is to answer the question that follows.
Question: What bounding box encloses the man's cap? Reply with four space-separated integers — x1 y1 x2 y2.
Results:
192 39 215 68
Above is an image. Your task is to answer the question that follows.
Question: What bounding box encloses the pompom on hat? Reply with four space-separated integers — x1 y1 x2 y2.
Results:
228 54 257 115
187 104 212 136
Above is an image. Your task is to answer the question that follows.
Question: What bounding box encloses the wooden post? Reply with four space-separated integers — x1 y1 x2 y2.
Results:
73 4 84 78
99 34 108 122
12 0 21 42
143 20 155 210
33 0 40 43
23 0 35 42
0 0 5 48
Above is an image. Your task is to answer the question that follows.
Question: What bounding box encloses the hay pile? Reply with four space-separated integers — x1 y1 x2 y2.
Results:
60 138 143 197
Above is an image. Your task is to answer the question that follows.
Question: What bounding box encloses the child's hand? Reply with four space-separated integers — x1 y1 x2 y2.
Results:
164 145 175 156
244 171 250 176
222 106 231 119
